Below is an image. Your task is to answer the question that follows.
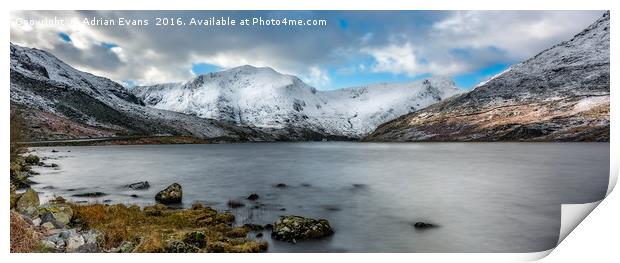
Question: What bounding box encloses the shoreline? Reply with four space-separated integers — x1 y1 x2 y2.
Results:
10 152 335 253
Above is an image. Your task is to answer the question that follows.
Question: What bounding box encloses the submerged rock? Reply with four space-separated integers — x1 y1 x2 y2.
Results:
271 215 334 242
126 181 150 190
155 183 183 204
243 223 265 231
412 222 436 229
227 199 245 208
72 192 107 198
274 183 287 188
246 193 260 200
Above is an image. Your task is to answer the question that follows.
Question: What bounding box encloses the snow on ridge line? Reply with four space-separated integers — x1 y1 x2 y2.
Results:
133 65 463 137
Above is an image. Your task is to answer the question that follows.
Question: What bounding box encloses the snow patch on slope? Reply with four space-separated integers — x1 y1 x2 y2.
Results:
133 65 462 137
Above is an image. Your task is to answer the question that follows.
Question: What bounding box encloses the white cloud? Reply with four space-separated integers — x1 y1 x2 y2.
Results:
9 10 605 88
363 42 420 76
305 66 331 88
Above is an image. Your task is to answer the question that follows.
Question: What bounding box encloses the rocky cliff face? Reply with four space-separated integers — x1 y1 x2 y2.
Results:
133 66 461 139
365 12 610 142
10 44 269 142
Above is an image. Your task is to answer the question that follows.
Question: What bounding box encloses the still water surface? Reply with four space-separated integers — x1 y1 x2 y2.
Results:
30 142 609 252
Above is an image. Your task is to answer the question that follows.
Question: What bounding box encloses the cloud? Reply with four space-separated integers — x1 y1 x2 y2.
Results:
364 42 420 76
9 10 605 88
305 66 331 87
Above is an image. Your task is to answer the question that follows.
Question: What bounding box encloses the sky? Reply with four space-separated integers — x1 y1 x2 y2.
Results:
10 10 604 90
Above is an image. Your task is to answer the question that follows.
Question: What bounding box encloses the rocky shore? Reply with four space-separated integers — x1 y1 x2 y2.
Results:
10 153 334 253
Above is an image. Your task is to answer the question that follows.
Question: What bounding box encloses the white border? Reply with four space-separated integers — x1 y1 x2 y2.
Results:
2 1 617 262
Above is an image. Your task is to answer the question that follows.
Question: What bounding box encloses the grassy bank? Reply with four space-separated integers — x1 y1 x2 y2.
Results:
69 202 268 252
10 197 269 253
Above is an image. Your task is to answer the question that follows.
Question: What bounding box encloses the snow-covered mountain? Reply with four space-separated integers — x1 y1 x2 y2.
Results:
365 11 610 142
133 66 462 138
10 43 269 141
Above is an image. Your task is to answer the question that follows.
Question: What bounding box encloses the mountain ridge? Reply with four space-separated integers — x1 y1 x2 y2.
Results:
10 43 271 142
364 11 610 142
133 65 462 138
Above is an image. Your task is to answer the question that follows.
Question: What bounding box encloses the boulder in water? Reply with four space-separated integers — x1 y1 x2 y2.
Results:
155 183 182 204
271 215 334 242
246 193 260 200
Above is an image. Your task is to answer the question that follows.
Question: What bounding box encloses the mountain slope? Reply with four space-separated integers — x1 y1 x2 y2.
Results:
133 66 462 138
365 11 610 142
10 43 270 142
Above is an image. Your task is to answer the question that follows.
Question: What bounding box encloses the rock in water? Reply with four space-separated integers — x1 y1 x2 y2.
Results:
72 192 107 197
271 215 334 242
127 181 150 190
155 183 183 204
16 188 39 216
412 222 436 229
227 199 245 208
24 155 40 164
246 193 260 200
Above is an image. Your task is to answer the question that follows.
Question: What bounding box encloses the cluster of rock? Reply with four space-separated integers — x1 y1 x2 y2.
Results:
10 188 102 252
10 154 43 189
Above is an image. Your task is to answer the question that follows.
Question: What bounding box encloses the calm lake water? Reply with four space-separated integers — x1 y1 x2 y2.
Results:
29 142 609 252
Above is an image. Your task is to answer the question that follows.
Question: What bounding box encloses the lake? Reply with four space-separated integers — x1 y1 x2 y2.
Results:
29 142 609 252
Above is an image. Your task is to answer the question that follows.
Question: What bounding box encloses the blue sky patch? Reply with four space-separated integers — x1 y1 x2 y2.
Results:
453 63 512 89
58 32 71 42
191 63 222 76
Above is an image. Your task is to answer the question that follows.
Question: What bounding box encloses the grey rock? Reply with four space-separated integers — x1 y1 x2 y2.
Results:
65 234 85 252
59 229 77 239
412 222 436 229
271 215 334 242
82 229 102 245
72 192 107 197
127 181 150 190
75 243 99 253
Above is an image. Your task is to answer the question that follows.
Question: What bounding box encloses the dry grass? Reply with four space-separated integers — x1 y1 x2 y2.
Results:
10 211 41 253
71 203 267 252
